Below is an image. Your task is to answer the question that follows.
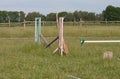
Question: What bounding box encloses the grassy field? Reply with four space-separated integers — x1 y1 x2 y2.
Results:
0 25 120 79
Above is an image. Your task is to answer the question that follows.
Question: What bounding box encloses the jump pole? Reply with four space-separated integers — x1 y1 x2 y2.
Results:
80 39 120 45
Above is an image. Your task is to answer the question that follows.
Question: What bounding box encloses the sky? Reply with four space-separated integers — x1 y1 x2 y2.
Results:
0 0 120 15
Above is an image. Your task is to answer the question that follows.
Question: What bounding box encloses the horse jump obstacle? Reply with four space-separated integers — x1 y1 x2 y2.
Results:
35 17 69 56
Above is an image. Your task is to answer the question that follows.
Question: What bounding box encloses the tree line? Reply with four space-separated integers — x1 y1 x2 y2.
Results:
0 11 25 23
103 5 120 21
0 5 119 23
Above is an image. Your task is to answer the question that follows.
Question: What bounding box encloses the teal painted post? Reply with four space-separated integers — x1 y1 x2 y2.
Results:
35 17 41 44
38 17 41 44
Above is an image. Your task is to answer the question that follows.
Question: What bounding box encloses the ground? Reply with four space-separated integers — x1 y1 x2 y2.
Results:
0 25 120 79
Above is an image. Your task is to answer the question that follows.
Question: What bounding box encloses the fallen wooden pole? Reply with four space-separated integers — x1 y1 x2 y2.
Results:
46 36 59 48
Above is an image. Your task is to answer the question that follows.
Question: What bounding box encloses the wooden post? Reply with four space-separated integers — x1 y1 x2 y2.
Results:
73 18 75 26
24 19 26 28
105 18 107 25
56 13 58 28
42 21 45 26
8 19 10 27
59 17 64 56
80 18 82 28
53 17 69 56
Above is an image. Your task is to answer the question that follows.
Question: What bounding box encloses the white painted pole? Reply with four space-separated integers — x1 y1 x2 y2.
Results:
85 40 120 43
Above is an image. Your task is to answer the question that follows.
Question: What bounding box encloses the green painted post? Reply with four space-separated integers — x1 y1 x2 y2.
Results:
80 39 85 46
35 17 41 44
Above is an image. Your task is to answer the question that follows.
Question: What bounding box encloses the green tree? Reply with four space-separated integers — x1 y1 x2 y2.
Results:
58 11 75 21
46 13 56 21
26 12 45 21
73 11 81 21
103 5 120 21
65 12 74 21
74 11 94 21
81 11 88 21
95 14 103 21
58 11 68 21
0 11 8 23
58 11 68 17
8 11 19 22
19 11 25 22
40 14 46 21
87 12 96 21
0 11 26 22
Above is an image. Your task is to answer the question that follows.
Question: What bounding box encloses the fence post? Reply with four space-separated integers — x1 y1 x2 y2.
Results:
80 18 82 28
8 17 10 27
56 13 59 28
105 19 107 25
24 19 26 28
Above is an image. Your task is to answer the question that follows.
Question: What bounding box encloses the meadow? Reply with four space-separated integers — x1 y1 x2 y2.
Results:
0 25 120 79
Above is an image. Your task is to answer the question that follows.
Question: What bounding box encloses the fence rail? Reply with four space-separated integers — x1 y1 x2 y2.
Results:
0 21 120 27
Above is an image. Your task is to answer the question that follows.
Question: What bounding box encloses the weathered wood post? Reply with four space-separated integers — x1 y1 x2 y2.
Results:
35 17 41 44
105 18 107 25
54 17 69 56
42 21 45 27
80 18 82 28
7 14 10 27
8 18 10 27
59 17 64 55
24 19 26 28
56 13 59 28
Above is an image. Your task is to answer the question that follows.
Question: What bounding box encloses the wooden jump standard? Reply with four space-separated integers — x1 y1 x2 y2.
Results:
35 17 69 56
35 17 48 45
46 17 69 56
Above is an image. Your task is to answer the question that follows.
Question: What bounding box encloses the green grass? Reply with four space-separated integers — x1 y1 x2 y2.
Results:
0 27 34 38
0 25 120 38
0 25 120 79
